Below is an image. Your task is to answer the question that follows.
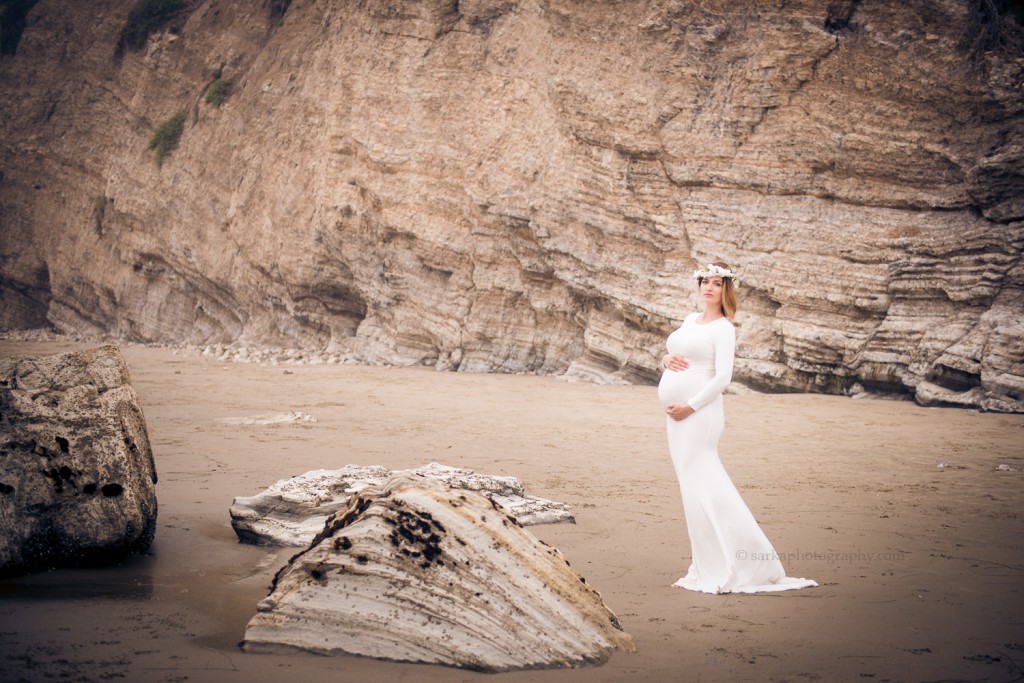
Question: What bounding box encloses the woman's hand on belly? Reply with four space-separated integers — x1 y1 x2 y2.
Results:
666 403 695 421
662 354 690 372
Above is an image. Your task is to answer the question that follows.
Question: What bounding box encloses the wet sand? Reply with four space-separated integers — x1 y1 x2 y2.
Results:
1 340 1022 682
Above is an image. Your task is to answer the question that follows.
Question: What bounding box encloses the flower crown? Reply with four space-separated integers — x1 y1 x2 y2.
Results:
692 263 739 285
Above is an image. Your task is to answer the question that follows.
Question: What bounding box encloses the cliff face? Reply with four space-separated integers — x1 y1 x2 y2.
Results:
1 0 1022 411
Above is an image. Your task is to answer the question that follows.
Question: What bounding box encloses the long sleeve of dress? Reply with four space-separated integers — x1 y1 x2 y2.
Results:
686 321 736 412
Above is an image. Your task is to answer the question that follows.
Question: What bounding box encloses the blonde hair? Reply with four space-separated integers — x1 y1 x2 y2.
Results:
696 261 738 320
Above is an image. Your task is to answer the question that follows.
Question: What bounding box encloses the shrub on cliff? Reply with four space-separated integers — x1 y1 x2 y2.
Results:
116 0 185 56
148 111 186 167
204 78 231 107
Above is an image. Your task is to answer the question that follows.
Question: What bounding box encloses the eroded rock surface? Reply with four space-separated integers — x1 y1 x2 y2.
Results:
0 1 1021 411
0 345 158 576
241 474 633 671
230 462 573 547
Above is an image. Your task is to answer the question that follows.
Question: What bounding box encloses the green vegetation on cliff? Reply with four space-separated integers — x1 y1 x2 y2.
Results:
204 78 231 107
148 111 186 167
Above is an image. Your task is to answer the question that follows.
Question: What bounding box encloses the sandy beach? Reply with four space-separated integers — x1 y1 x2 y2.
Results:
1 339 1022 683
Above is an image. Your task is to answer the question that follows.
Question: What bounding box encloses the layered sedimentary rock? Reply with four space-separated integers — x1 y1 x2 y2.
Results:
0 345 158 576
0 0 1021 410
241 474 633 671
231 462 574 547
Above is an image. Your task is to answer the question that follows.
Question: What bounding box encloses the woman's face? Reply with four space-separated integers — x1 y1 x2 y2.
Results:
700 276 724 309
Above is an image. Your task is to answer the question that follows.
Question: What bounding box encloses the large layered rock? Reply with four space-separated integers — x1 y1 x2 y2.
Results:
0 0 1021 410
0 345 158 576
230 462 574 547
241 474 634 671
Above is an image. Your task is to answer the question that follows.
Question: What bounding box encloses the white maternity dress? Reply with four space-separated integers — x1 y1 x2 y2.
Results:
658 312 817 594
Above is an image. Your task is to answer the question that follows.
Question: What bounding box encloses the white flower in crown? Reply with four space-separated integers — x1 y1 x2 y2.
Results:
692 263 739 286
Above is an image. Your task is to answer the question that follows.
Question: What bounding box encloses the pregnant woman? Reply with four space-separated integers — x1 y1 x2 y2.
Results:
658 262 817 594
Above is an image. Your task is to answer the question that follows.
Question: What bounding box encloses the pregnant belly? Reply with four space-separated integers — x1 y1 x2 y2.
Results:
657 369 709 407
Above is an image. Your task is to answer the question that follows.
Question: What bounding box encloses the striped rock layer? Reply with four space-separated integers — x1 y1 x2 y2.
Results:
229 462 575 547
241 474 634 671
1 1 1021 410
